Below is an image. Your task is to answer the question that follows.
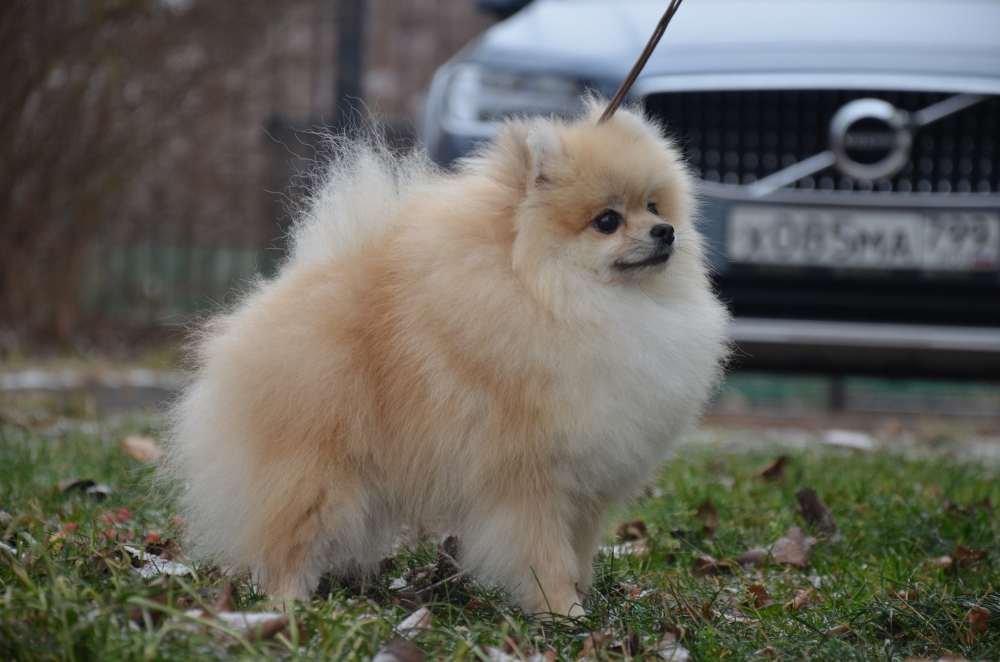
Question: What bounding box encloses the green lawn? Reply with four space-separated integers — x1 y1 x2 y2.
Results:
1 407 998 661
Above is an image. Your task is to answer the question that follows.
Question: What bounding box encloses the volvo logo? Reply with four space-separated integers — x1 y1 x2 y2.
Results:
829 98 912 181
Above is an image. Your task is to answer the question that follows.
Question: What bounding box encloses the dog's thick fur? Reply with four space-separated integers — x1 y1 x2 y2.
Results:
166 101 729 616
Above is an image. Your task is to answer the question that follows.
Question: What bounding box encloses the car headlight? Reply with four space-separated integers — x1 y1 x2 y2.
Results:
442 63 586 135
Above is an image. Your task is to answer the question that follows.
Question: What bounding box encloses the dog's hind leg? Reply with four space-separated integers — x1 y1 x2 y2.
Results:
251 472 367 606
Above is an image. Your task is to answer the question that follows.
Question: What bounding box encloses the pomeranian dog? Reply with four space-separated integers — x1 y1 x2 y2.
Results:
166 99 729 616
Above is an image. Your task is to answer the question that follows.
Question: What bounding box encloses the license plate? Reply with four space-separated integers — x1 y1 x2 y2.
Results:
726 206 1000 271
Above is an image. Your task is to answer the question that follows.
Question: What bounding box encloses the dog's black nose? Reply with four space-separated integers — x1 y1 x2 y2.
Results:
650 223 675 245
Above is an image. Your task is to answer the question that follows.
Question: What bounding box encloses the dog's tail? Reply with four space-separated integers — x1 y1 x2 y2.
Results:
287 130 440 270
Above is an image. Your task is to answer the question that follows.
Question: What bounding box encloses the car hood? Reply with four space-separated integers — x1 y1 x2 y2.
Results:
472 0 1000 86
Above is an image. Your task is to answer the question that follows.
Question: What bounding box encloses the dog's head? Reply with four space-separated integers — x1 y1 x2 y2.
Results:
477 100 700 301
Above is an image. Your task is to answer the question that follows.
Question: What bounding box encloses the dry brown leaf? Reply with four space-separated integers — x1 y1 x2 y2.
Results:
795 488 841 542
963 605 992 644
579 632 608 659
617 520 648 541
754 647 778 657
127 590 171 626
238 612 291 642
373 637 426 662
937 655 972 662
607 629 642 659
880 417 903 437
653 629 690 662
738 548 769 569
722 608 757 624
694 500 719 531
394 591 422 610
693 555 733 577
769 527 817 568
757 455 788 480
827 623 850 635
146 537 184 561
783 585 817 610
212 583 235 613
923 555 953 571
746 585 775 608
185 608 291 643
119 436 164 464
953 544 989 567
967 605 992 631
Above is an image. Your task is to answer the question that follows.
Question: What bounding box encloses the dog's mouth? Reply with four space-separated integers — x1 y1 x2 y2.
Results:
613 248 672 271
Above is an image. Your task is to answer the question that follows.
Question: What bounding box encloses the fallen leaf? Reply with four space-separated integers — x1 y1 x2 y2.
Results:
397 606 432 638
937 655 971 662
769 527 817 568
701 601 716 619
795 488 841 542
606 629 642 659
757 456 788 480
601 540 646 557
722 608 757 624
213 610 290 642
579 632 608 659
622 629 641 659
395 592 422 610
652 630 690 662
483 644 549 662
483 646 517 662
783 586 817 610
127 590 171 626
617 520 648 541
746 585 775 608
436 538 460 576
880 417 903 437
953 545 988 567
373 637 425 662
923 555 953 571
694 501 719 531
119 436 164 464
145 537 184 561
738 548 769 569
822 429 874 451
122 545 192 579
213 583 235 612
963 605 992 644
754 647 778 657
826 623 850 635
693 555 733 576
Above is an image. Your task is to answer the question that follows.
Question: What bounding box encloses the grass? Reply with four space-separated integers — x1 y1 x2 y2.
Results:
1 402 998 661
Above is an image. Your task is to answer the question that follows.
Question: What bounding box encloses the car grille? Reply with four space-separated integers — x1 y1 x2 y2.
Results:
643 90 999 194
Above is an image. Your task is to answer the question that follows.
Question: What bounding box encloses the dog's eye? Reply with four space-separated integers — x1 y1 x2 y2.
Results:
593 210 622 234
647 202 659 216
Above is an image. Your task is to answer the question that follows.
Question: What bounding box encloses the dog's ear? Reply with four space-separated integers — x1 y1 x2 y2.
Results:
525 125 561 187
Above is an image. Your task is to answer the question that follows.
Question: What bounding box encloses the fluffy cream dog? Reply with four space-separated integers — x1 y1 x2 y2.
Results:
166 100 729 616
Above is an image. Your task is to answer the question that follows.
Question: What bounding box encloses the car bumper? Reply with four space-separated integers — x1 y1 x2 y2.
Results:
731 318 1000 378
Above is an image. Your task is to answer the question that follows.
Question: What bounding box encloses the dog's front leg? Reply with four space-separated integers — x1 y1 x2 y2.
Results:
463 493 585 618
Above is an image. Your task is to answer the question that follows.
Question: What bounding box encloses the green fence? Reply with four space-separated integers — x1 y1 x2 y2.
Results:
79 240 283 325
